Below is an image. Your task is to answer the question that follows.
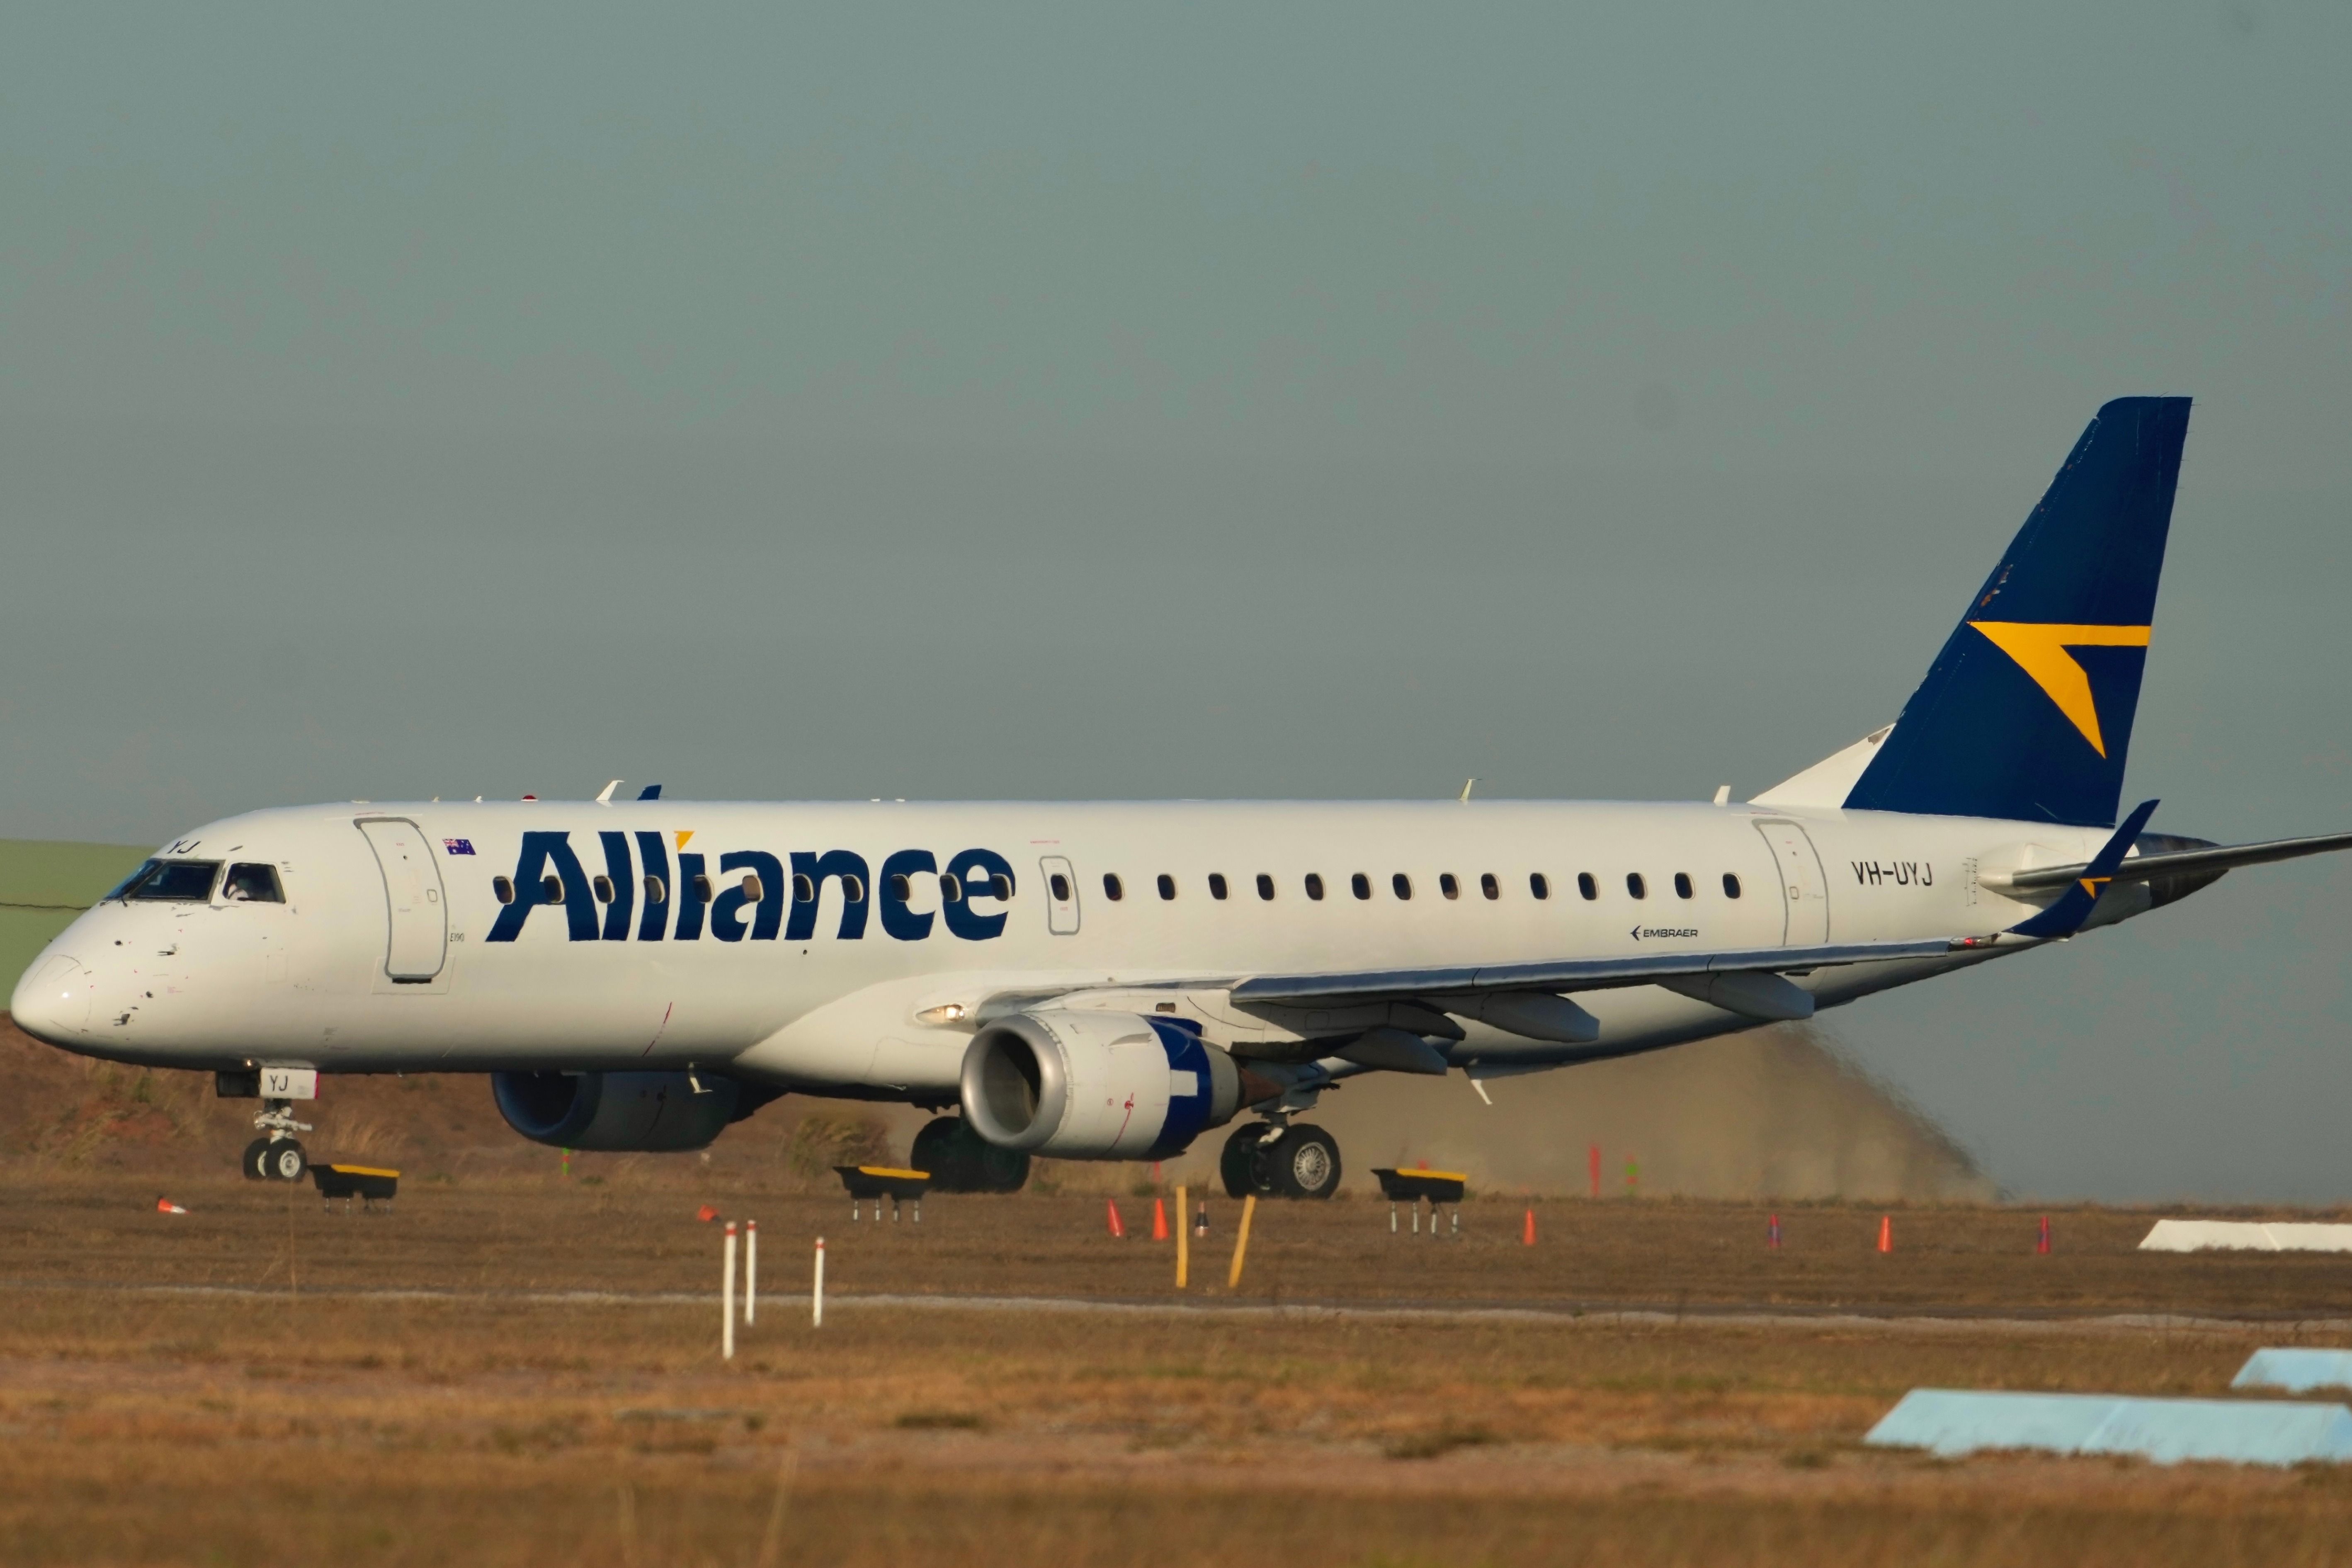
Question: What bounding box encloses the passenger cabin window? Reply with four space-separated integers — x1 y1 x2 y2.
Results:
1208 873 1229 901
940 873 964 903
221 864 284 903
1577 872 1598 901
1104 873 1125 902
1304 873 1325 901
740 873 764 903
1626 872 1647 900
1255 874 1275 901
644 875 667 904
1722 873 1742 899
888 873 913 902
123 860 221 902
592 875 616 904
543 874 566 904
844 875 869 904
1480 872 1499 901
1439 873 1460 900
1530 872 1551 901
1350 873 1372 901
493 875 516 905
988 873 1012 900
1157 874 1177 901
1674 872 1694 900
692 874 713 903
1049 873 1073 902
1392 873 1413 901
792 874 816 903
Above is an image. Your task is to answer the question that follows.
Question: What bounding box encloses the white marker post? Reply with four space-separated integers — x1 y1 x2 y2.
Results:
744 1219 758 1325
721 1222 738 1361
812 1236 826 1327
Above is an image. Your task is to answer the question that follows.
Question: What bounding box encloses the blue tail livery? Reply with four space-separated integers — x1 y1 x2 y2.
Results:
1844 397 2191 826
2007 798 2161 938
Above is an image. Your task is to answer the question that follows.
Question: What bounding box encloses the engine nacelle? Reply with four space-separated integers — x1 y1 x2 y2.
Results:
491 1070 743 1152
959 1011 1247 1160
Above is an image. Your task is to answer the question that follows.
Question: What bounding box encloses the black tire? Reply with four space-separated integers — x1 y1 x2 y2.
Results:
910 1117 971 1189
263 1140 308 1183
1221 1123 1273 1199
976 1142 1030 1194
910 1117 1032 1195
242 1138 272 1180
1267 1124 1342 1200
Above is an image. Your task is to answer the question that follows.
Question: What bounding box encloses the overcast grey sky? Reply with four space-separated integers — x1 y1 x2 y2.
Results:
4 3 2347 1200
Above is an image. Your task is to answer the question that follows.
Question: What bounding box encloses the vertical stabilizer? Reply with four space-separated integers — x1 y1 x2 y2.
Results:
1842 397 2190 826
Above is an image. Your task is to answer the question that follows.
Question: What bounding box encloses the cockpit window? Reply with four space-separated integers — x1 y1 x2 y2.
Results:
222 863 285 903
104 860 160 901
122 860 222 902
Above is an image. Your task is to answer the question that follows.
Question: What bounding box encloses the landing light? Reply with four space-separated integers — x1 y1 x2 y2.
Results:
916 1003 969 1026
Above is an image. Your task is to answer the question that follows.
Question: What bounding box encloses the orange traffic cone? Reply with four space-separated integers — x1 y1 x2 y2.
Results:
155 1197 187 1215
1151 1197 1170 1240
1877 1214 1893 1253
2037 1215 2051 1255
1107 1199 1126 1239
697 1204 720 1223
1522 1208 1537 1246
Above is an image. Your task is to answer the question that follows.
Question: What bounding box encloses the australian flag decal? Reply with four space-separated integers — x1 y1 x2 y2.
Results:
443 838 477 856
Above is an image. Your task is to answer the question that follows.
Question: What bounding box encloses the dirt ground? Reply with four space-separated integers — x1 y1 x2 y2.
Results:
6 1176 2352 1566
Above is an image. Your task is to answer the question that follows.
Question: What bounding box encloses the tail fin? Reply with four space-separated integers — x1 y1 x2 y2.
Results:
1841 397 2191 827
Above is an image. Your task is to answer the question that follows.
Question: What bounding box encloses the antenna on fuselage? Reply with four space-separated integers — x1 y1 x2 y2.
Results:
1459 778 1475 802
596 779 622 803
1711 785 1731 806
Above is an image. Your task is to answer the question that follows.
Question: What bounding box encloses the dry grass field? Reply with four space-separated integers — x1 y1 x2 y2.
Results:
6 1175 2352 1566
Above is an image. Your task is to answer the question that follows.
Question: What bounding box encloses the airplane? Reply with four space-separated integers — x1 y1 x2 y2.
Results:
13 397 2351 1196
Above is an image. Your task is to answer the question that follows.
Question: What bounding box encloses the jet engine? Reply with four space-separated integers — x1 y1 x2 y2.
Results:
491 1070 759 1152
959 1011 1255 1159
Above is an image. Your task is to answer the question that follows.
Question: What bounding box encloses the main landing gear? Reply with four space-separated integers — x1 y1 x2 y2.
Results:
1221 1119 1342 1200
910 1116 1031 1194
241 1098 312 1183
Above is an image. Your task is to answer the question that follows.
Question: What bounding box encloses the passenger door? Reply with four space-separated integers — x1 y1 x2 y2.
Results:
1751 820 1830 945
357 818 449 981
1039 855 1081 935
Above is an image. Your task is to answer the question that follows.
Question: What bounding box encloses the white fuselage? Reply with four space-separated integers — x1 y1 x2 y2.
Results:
11 798 2136 1097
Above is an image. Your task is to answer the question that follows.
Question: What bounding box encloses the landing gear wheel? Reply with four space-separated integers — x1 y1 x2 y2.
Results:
1221 1123 1275 1198
1267 1124 1342 1199
242 1138 272 1180
260 1139 308 1183
910 1116 1030 1194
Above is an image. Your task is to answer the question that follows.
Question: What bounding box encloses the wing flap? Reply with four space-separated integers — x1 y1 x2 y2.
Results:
1227 936 1964 1008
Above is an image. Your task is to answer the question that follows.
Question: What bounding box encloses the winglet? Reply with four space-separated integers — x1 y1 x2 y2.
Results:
2007 799 2159 938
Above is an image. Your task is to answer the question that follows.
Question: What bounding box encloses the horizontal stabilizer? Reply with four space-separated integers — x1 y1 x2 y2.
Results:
1988 828 2352 895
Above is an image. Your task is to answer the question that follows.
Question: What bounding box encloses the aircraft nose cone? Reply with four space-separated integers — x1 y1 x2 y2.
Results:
10 953 94 1044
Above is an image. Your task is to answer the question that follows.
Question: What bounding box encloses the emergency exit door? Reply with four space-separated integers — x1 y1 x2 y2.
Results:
1752 820 1831 946
357 818 449 981
1039 855 1080 934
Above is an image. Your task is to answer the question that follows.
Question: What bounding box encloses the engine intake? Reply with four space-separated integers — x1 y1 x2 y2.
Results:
960 1011 1248 1160
491 1070 748 1151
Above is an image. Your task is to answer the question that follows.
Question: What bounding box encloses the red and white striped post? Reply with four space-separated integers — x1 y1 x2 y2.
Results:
721 1222 738 1361
744 1219 758 1324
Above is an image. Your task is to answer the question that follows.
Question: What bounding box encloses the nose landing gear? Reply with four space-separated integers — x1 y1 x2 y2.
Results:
241 1099 313 1182
1219 1120 1342 1200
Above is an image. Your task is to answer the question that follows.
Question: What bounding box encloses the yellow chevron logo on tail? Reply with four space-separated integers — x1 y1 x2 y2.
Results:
1968 621 2152 757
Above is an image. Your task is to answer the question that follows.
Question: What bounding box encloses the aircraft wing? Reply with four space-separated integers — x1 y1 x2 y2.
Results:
1985 830 2352 896
1226 936 1968 1007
